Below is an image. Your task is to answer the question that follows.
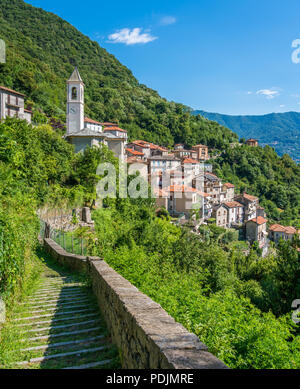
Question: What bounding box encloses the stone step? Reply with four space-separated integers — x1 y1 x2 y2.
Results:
14 313 99 327
63 359 113 369
14 308 96 321
30 293 88 300
27 295 87 303
38 286 83 292
17 345 108 365
30 303 94 314
33 290 87 297
24 326 102 341
20 298 90 307
26 319 100 332
20 335 104 351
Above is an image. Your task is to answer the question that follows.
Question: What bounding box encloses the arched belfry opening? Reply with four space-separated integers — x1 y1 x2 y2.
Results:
71 87 78 100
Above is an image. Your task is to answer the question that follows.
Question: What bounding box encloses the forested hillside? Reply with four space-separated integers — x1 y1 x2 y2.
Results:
194 110 300 162
0 0 237 148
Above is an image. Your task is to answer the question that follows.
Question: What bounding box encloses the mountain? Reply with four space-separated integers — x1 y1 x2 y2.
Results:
0 0 237 149
193 110 300 162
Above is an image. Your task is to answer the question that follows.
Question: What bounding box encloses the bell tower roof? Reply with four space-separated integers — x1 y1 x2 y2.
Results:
67 67 84 84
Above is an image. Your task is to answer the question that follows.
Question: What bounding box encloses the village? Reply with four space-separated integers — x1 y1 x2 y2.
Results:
0 68 299 256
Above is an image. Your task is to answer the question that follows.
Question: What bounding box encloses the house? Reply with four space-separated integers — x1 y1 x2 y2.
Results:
173 149 198 160
246 139 258 147
256 206 266 218
269 224 300 243
181 158 203 185
148 155 181 175
212 204 228 228
126 156 148 181
245 216 268 246
174 144 185 150
203 172 225 204
224 201 244 227
64 67 127 160
192 144 209 161
155 185 208 218
126 148 145 159
0 85 32 123
222 183 235 202
103 126 128 140
235 193 259 221
128 140 168 158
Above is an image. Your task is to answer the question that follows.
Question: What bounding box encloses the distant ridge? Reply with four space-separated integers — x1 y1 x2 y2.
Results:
193 110 300 162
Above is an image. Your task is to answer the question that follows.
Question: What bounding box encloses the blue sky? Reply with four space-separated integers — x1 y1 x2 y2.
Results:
26 0 300 115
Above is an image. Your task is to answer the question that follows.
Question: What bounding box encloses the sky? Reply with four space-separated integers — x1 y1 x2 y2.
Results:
25 0 300 115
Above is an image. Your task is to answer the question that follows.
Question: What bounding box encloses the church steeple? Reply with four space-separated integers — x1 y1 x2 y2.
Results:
67 67 84 84
66 67 84 134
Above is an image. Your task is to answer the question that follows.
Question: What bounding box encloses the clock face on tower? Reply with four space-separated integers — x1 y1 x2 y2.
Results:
70 107 77 114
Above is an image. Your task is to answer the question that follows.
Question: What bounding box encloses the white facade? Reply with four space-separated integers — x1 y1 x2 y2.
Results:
0 86 32 124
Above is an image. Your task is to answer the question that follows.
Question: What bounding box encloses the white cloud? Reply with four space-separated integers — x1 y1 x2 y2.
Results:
279 104 285 108
160 16 177 26
107 28 157 45
246 91 252 95
256 89 280 99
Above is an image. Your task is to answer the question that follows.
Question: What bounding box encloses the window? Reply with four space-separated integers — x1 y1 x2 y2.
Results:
71 87 78 100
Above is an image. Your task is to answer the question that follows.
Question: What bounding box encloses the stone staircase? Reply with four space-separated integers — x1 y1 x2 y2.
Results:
11 267 119 369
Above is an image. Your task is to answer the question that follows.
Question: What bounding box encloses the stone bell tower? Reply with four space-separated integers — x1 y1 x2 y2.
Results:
66 67 84 134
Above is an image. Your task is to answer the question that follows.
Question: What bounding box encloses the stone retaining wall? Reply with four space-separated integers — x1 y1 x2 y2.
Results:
44 238 228 369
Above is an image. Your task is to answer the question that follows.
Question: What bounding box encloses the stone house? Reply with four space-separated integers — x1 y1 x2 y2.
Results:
155 185 208 218
235 193 259 221
223 201 244 227
192 144 209 161
245 216 268 246
246 139 258 147
204 172 225 204
269 224 300 243
0 85 32 123
173 149 198 160
222 183 235 202
213 204 228 228
148 155 181 175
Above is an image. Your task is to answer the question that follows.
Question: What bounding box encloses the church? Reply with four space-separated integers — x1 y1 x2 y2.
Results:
64 67 127 161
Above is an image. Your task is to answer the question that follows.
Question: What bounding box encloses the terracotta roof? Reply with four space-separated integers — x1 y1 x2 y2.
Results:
224 201 243 208
104 126 127 133
243 193 259 201
126 148 144 156
223 183 235 188
182 158 199 164
0 85 25 97
192 144 208 148
247 138 258 142
84 117 102 125
269 224 298 234
248 216 267 225
269 224 286 232
126 156 147 164
164 185 198 193
24 109 32 113
284 226 297 234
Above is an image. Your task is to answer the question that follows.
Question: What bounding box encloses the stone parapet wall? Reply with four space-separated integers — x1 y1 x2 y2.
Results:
43 238 228 370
